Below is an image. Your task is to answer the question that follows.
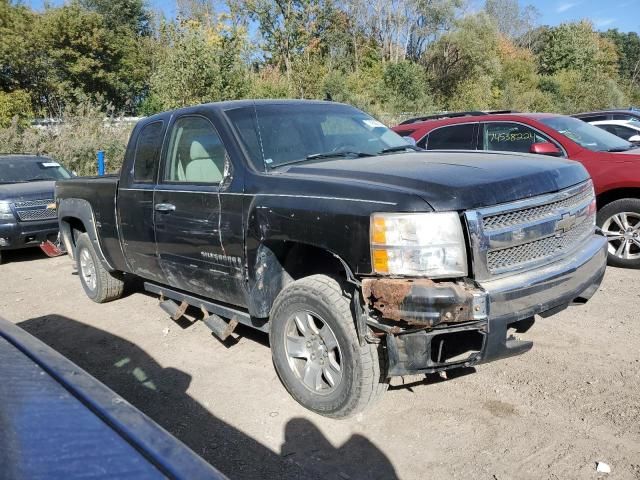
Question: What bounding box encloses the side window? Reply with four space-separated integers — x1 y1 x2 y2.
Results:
612 125 637 139
482 122 553 154
426 124 476 150
580 115 607 122
133 121 164 182
611 114 633 121
164 116 228 184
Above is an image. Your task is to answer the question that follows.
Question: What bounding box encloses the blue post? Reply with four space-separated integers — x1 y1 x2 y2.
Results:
97 150 105 176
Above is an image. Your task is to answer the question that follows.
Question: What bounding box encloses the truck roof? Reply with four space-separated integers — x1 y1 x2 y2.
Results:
141 99 346 123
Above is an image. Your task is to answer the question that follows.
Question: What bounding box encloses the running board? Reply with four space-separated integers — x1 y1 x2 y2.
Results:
143 282 269 333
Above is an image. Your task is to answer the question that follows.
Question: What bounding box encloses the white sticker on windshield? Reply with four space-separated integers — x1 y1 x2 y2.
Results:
363 119 386 129
41 162 60 167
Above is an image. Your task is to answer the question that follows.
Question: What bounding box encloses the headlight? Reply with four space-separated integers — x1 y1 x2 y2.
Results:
370 212 468 277
0 201 14 221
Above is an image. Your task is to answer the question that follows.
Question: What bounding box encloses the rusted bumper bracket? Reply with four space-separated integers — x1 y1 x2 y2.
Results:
361 277 487 327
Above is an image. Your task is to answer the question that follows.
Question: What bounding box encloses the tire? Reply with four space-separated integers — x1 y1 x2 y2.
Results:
597 198 640 269
269 274 388 418
75 233 124 302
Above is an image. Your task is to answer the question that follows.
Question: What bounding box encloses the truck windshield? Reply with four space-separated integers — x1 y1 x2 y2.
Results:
0 158 72 183
225 103 413 169
540 116 634 152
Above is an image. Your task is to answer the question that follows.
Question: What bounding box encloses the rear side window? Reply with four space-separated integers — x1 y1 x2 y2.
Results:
426 124 476 150
133 121 164 182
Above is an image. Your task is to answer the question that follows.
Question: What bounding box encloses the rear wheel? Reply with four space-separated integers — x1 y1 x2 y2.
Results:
597 198 640 268
76 233 124 302
269 274 388 418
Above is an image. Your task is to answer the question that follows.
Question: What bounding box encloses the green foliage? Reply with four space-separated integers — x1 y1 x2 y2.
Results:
149 19 250 110
0 90 32 128
537 21 618 76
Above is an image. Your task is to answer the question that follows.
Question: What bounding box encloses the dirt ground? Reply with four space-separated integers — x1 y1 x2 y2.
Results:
1 248 639 480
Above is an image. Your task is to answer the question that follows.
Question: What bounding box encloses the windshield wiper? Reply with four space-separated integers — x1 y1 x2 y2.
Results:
270 151 373 168
378 145 419 154
306 151 374 160
607 146 633 152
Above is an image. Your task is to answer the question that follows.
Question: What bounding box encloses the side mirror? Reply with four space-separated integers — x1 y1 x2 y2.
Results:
403 136 417 146
628 135 640 143
529 142 562 157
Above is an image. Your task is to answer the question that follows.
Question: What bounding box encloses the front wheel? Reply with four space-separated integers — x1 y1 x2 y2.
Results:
597 198 640 269
76 233 124 302
269 275 388 418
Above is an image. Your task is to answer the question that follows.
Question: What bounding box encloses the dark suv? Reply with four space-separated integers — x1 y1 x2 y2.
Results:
0 154 72 263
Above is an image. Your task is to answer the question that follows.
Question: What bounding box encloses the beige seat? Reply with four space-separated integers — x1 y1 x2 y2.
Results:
185 139 224 184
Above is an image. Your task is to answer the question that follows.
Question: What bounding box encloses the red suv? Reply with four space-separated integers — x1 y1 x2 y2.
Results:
393 112 640 268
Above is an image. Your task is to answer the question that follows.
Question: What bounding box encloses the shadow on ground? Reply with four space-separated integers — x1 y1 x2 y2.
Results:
18 315 398 480
0 247 52 264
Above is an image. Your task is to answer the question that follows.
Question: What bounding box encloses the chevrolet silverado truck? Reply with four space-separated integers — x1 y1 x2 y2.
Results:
56 100 607 418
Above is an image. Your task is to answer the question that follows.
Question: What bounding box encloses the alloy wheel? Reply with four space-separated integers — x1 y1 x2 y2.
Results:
602 212 640 260
79 248 97 291
284 311 343 395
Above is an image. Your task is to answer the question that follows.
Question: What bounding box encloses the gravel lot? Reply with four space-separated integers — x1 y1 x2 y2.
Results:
1 248 639 480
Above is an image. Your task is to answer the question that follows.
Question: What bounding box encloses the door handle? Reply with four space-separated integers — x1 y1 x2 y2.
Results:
154 203 176 213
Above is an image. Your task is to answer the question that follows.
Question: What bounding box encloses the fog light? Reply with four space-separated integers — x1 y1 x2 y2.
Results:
0 237 9 246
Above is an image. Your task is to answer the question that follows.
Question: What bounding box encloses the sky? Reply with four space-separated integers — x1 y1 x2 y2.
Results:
25 0 640 33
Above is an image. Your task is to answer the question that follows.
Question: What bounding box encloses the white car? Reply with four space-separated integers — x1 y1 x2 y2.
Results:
589 119 640 145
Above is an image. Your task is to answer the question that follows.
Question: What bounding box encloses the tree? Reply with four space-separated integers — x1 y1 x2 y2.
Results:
148 18 249 110
536 21 618 77
604 29 640 86
77 0 151 34
0 90 32 127
424 13 500 105
484 0 539 43
0 1 35 92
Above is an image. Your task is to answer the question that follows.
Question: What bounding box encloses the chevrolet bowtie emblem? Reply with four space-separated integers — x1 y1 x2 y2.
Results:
46 203 57 210
555 212 577 236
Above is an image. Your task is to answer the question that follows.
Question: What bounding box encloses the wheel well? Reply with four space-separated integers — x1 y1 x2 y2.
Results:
60 217 87 256
248 241 354 318
277 242 350 281
597 188 640 209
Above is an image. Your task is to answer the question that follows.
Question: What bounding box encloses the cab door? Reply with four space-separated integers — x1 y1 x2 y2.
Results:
153 114 246 307
117 119 167 283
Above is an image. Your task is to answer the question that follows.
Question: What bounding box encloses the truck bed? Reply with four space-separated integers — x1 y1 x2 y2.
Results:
55 175 127 270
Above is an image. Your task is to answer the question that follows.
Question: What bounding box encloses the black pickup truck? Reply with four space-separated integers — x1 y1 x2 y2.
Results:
56 100 607 418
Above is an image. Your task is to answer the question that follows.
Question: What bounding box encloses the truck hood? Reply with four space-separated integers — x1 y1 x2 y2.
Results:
284 150 590 211
0 181 56 202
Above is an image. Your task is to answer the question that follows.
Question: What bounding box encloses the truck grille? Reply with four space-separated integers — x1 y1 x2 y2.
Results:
14 198 57 222
465 181 596 281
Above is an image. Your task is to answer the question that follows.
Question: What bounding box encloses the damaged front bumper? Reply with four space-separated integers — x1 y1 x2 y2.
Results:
362 234 608 377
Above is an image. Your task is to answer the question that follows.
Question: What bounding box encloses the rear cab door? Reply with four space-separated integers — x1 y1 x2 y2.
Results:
153 109 246 307
117 117 168 283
